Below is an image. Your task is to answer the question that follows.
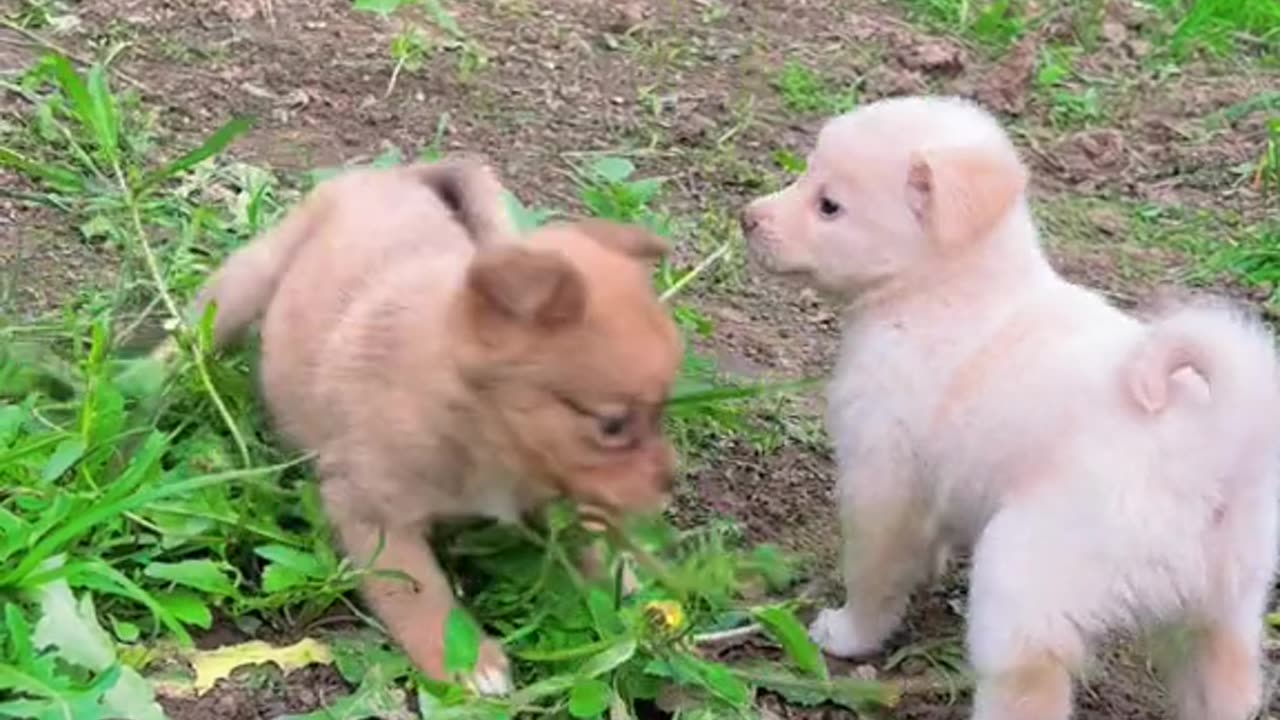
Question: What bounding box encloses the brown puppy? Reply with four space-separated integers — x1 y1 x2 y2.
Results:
192 159 682 694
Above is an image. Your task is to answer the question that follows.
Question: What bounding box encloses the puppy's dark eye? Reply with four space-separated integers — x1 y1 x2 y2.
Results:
818 196 842 219
599 414 630 439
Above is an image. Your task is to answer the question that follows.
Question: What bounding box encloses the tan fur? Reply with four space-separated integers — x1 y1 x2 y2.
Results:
192 159 682 692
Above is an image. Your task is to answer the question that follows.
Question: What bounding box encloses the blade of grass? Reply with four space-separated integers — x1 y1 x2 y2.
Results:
47 55 118 164
135 117 255 195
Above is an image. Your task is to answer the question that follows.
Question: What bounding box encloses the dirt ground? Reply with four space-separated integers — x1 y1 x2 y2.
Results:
3 0 1279 717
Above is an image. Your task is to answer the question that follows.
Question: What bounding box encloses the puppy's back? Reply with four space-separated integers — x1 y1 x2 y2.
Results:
257 163 513 450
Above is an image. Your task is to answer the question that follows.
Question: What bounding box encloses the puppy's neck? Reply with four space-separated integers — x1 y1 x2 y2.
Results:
845 204 1055 327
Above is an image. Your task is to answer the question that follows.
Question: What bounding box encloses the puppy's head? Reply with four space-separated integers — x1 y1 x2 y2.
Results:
453 219 682 518
741 96 1029 298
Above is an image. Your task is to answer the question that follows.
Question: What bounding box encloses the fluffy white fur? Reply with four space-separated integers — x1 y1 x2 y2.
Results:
741 95 1280 720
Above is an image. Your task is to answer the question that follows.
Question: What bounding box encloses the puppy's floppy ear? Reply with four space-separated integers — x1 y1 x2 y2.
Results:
906 145 1027 247
463 245 586 331
572 218 670 263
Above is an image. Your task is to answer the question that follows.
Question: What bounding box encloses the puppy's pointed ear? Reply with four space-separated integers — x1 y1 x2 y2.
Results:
906 145 1027 247
463 246 586 332
572 218 670 263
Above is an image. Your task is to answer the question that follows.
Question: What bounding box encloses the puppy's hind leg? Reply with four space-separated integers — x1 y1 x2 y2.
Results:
810 454 936 658
1169 521 1274 720
1168 619 1264 720
967 508 1084 720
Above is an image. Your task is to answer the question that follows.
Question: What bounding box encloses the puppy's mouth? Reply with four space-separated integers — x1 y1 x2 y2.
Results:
578 503 613 532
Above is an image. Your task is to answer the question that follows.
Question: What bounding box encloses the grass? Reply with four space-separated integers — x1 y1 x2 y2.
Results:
904 0 1027 51
0 51 873 719
1148 0 1280 62
771 62 858 117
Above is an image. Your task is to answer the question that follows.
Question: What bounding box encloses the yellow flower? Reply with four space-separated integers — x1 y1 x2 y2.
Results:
643 600 686 634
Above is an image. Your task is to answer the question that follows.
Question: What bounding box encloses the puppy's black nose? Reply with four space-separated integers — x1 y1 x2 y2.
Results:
739 208 759 234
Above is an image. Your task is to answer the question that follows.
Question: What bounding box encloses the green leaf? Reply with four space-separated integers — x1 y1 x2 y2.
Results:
261 564 307 593
588 157 634 184
751 605 827 679
585 588 624 637
30 570 116 672
578 638 636 678
144 559 237 597
85 63 120 163
351 0 409 16
736 663 898 713
111 618 140 643
3 605 33 667
666 654 750 708
101 665 165 720
442 607 481 674
155 591 212 629
568 678 611 718
0 147 86 193
254 544 326 578
137 116 254 194
39 437 84 482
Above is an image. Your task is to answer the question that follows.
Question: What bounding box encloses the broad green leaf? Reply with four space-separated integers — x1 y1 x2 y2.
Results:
585 588 624 637
588 157 634 184
155 591 212 629
254 544 325 578
30 572 115 671
40 437 85 482
137 116 254 194
101 665 165 720
578 638 636 678
696 661 750 707
143 559 237 597
751 605 827 679
442 607 481 674
110 618 140 643
568 678 610 718
261 564 307 594
665 654 750 708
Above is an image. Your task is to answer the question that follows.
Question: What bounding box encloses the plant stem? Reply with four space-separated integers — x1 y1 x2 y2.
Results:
660 241 731 303
111 161 251 467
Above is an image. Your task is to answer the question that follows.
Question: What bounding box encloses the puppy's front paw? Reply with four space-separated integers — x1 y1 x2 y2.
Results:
809 606 882 658
462 638 512 697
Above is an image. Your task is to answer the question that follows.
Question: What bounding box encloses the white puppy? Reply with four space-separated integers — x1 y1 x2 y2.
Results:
741 95 1280 720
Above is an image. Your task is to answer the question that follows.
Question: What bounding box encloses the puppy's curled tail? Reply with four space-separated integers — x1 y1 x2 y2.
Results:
404 157 518 249
1125 301 1280 467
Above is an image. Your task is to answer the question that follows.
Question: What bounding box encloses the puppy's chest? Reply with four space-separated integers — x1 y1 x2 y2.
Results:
445 465 532 523
827 336 946 430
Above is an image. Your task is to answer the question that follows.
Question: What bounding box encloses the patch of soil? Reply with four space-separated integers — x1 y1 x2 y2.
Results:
157 665 350 720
